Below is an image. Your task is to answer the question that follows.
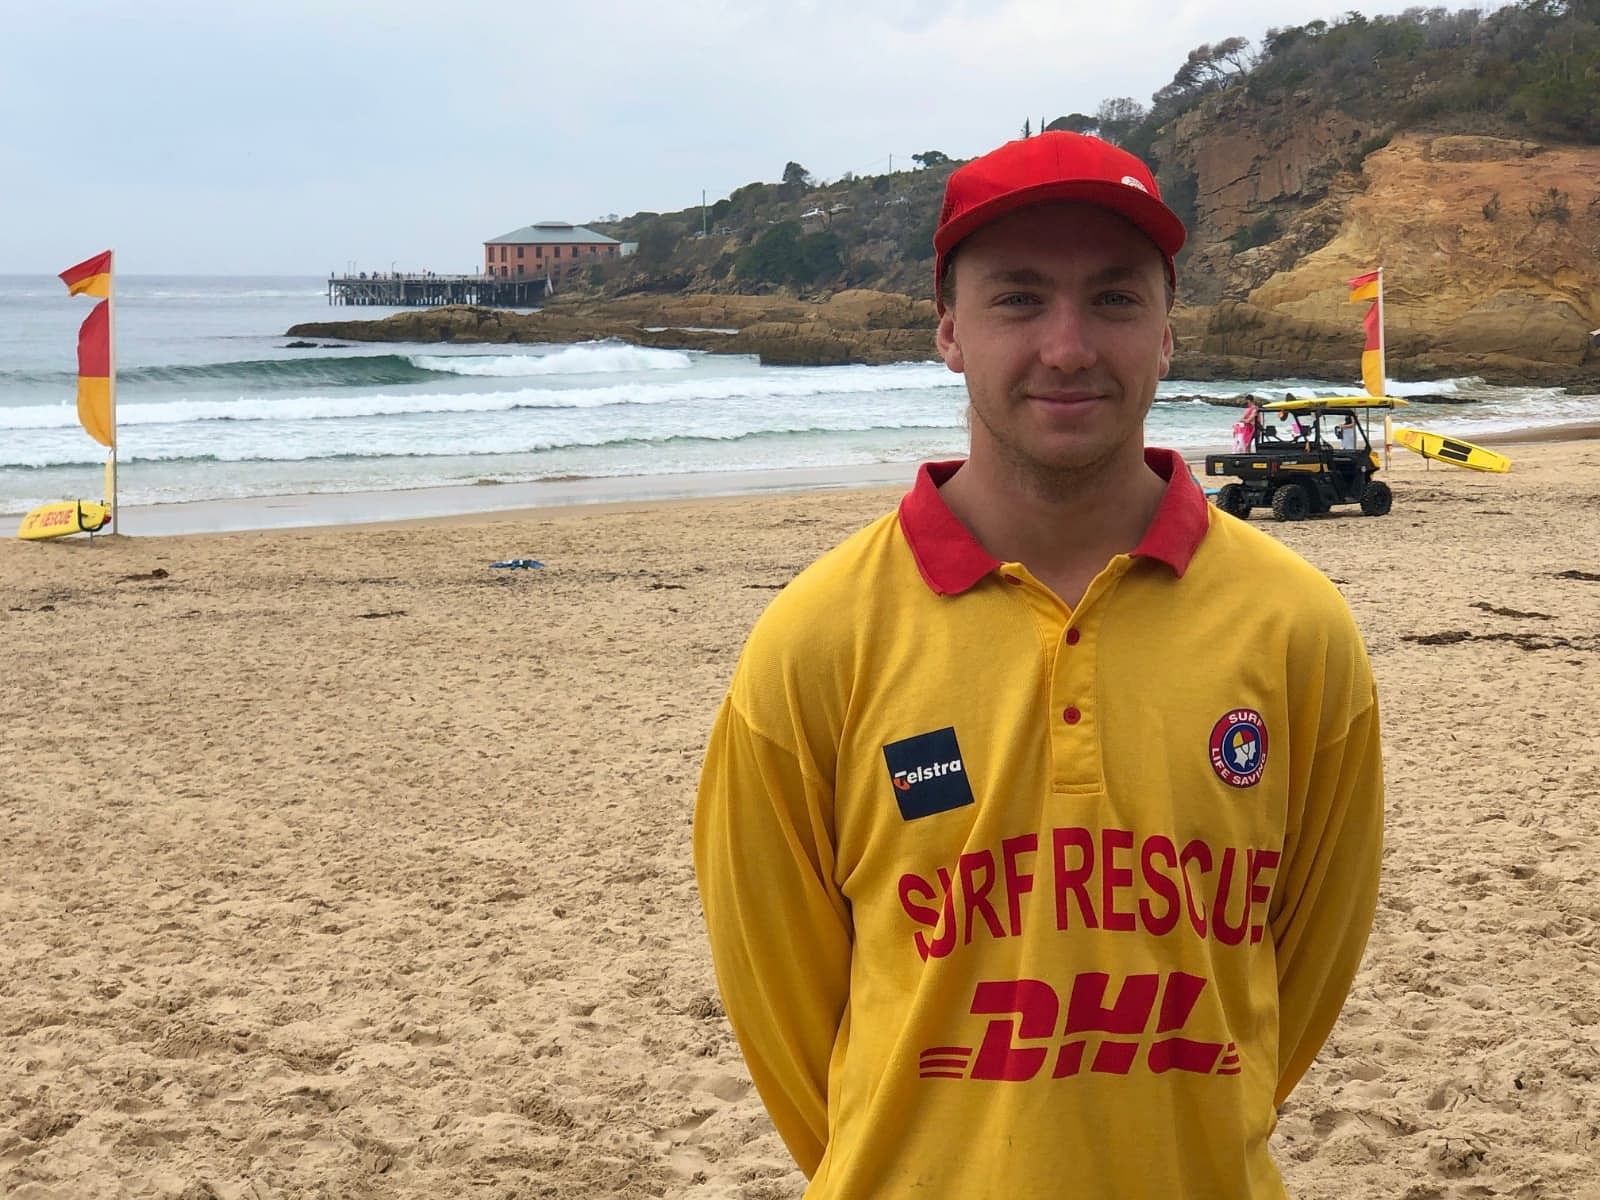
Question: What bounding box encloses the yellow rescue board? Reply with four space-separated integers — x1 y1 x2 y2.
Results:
1262 396 1409 412
1391 427 1511 473
16 500 112 541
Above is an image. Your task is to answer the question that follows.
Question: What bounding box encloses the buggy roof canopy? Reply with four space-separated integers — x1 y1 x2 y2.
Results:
1262 396 1410 412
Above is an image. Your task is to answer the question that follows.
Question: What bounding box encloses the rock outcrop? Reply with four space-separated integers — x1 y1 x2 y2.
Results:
1157 93 1600 385
1239 133 1600 378
289 289 939 367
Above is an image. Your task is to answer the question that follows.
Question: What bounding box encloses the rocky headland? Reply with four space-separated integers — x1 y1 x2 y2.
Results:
291 129 1600 388
289 290 941 369
294 8 1600 387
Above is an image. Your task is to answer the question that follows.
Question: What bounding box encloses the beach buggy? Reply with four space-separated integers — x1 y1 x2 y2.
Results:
1205 396 1406 521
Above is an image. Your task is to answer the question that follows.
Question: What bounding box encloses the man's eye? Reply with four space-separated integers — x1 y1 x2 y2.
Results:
1099 291 1138 306
995 293 1039 306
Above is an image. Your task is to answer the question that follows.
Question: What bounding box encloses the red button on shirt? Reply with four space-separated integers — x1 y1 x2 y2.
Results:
1065 628 1081 645
1063 706 1081 725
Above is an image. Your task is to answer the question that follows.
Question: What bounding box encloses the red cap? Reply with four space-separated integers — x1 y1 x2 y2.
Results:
934 131 1186 311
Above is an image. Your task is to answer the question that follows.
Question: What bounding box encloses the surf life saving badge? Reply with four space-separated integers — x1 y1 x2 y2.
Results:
1209 709 1267 788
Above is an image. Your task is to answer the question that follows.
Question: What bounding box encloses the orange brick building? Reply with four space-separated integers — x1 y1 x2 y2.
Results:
484 221 622 282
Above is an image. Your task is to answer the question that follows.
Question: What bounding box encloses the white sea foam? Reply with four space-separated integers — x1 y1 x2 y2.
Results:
1385 377 1470 396
0 363 962 430
411 344 693 376
1153 377 1483 401
3 412 964 469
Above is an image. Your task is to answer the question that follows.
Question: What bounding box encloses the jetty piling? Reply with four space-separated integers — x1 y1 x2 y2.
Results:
326 274 552 307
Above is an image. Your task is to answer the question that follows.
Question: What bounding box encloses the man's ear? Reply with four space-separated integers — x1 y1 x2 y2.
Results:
1157 319 1173 380
936 312 964 375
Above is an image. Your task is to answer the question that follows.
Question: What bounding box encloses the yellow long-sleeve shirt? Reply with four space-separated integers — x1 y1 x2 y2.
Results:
695 450 1383 1198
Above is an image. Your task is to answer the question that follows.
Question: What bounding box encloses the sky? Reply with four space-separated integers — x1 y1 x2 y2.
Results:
2 0 1480 276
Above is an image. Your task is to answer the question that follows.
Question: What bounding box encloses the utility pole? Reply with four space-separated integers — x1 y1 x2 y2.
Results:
889 153 893 173
702 189 707 237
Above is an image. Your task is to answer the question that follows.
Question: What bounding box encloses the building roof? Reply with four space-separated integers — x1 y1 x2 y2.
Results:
486 221 620 246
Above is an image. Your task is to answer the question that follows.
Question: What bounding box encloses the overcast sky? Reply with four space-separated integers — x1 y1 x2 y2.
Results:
3 0 1477 276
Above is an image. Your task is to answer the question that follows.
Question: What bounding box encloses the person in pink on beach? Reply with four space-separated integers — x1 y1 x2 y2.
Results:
1232 394 1261 452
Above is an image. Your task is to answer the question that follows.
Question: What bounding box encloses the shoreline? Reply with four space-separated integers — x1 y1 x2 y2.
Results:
5 461 925 539
8 420 1600 539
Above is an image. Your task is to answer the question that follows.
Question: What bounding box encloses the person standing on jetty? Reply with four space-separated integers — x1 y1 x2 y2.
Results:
695 131 1384 1199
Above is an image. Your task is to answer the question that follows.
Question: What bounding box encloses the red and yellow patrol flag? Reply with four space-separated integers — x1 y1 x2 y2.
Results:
60 250 113 298
1347 269 1380 303
1359 300 1384 397
76 300 115 447
1347 268 1384 397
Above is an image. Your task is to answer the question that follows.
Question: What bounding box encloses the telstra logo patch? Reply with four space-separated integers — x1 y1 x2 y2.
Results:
883 727 974 820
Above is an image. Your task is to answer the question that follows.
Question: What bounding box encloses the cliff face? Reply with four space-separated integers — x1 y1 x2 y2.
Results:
1164 93 1376 306
1160 89 1600 383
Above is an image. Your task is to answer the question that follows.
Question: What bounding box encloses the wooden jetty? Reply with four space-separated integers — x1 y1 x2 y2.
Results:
326 273 552 308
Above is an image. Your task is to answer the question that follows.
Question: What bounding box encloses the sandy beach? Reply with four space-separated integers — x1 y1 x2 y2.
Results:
3 437 1599 1199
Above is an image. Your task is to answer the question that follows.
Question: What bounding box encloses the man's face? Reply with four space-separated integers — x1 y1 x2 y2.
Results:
935 202 1173 480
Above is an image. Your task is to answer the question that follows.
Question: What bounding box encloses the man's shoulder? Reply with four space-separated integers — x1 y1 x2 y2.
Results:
1195 509 1356 618
750 507 908 638
1193 514 1377 717
727 506 912 723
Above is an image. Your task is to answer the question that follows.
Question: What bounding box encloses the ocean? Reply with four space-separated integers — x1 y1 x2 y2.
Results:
4 274 1598 526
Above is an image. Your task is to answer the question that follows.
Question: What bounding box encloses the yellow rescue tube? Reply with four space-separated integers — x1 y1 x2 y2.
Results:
1391 427 1511 473
17 500 112 540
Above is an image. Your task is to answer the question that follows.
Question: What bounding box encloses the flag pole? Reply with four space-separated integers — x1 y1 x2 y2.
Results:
107 250 118 533
1376 266 1387 396
1377 266 1390 471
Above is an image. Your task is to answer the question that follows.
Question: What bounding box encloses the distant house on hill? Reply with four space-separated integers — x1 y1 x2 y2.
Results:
484 220 621 282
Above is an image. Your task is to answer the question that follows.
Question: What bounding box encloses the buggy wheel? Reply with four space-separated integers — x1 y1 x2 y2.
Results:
1271 483 1310 522
1360 479 1393 516
1215 484 1251 519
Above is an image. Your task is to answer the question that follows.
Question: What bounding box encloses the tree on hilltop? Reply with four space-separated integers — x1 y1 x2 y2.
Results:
1150 37 1254 123
1047 113 1099 135
782 161 814 192
1177 37 1252 89
911 150 952 168
1093 97 1147 145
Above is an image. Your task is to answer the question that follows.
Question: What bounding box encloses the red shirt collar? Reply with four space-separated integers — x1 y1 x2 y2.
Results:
896 448 1209 596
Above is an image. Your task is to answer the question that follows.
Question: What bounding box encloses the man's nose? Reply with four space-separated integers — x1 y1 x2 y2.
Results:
1036 303 1096 372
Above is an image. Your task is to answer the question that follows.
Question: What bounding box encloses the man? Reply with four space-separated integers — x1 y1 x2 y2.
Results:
695 131 1383 1198
1338 414 1360 451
